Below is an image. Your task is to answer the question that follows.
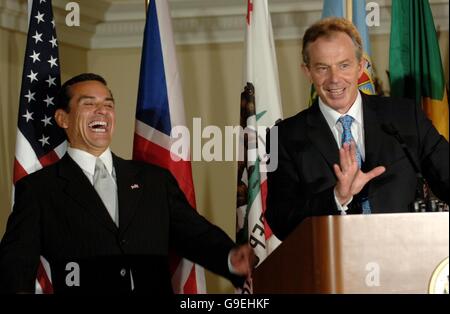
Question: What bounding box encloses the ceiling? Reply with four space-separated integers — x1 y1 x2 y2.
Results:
0 0 448 49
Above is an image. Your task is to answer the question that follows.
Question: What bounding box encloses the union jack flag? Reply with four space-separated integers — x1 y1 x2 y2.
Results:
132 0 206 293
14 0 66 293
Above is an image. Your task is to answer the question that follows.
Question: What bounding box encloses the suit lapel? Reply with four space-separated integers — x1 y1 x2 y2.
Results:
360 94 401 210
307 95 387 172
58 154 118 234
361 94 384 172
306 102 340 169
113 155 143 236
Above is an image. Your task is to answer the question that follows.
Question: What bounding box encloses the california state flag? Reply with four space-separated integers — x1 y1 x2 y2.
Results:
236 0 283 293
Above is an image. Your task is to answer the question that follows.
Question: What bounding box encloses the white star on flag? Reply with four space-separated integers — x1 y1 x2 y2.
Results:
43 95 54 107
49 36 57 48
32 31 43 44
27 70 38 83
25 90 36 103
38 134 50 147
47 55 58 68
35 11 45 24
29 50 41 63
41 115 53 127
46 75 56 87
22 110 34 122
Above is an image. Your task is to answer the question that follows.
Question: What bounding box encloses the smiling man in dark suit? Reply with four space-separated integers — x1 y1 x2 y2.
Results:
0 73 255 294
265 17 449 241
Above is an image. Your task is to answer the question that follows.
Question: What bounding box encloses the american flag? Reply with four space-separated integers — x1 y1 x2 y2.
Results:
132 0 206 293
14 0 66 293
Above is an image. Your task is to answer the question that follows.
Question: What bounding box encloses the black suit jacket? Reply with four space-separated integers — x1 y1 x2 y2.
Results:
266 94 449 240
0 154 243 294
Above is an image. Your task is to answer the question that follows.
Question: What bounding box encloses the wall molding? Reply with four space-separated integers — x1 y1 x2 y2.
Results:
1 0 448 49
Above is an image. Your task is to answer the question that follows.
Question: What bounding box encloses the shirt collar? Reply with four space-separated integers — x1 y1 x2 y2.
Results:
318 92 363 128
67 147 113 176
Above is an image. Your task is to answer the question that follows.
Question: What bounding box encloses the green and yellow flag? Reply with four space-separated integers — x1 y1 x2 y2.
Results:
389 0 449 140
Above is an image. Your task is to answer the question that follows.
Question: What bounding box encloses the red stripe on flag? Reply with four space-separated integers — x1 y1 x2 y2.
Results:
133 134 197 208
183 265 198 294
14 150 60 184
39 150 60 168
260 180 273 240
13 159 28 184
36 262 53 294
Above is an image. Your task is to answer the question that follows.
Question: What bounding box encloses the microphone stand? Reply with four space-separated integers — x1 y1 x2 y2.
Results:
381 123 448 212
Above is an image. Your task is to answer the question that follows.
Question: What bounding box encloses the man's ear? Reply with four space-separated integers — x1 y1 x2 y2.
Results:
357 59 365 78
54 109 69 129
302 63 312 83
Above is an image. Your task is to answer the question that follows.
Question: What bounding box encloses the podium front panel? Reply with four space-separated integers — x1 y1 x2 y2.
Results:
253 212 449 293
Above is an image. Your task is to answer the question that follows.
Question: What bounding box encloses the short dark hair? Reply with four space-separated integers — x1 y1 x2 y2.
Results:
302 17 363 65
56 73 108 112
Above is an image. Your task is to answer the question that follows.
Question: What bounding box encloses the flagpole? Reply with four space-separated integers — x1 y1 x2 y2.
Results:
346 0 353 22
145 0 150 13
28 0 33 23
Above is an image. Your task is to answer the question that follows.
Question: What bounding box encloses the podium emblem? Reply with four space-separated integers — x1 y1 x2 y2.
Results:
428 257 449 294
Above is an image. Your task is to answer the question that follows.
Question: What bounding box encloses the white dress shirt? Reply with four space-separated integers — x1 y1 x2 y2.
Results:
67 147 118 225
67 147 114 184
318 92 366 213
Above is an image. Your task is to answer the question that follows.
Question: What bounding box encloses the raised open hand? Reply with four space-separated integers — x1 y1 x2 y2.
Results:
333 141 385 205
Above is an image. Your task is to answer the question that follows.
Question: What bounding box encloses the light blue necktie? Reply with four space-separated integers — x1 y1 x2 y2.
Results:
93 158 119 225
338 115 371 214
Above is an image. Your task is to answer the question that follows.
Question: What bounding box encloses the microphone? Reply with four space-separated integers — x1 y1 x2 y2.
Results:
381 123 422 174
381 123 429 212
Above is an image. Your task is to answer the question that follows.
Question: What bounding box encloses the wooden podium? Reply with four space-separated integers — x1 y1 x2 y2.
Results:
253 212 449 293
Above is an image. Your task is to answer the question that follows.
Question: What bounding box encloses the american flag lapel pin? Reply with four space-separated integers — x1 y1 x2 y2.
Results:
131 184 140 190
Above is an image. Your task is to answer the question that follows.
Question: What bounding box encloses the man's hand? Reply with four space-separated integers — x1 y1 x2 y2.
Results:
333 141 385 205
229 244 256 277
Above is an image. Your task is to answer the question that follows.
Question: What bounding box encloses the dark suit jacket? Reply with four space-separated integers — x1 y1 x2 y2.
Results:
0 154 243 294
266 94 449 240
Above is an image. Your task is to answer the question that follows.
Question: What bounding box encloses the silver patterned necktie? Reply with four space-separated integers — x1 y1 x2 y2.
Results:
93 158 118 225
338 115 371 214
